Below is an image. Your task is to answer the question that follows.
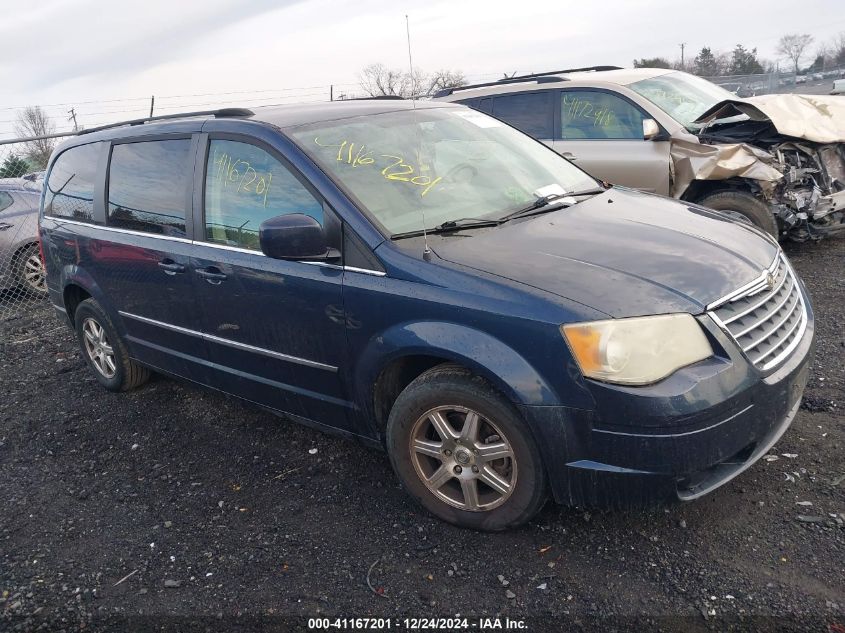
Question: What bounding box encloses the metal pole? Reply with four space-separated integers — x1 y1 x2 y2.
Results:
150 96 155 118
330 85 333 101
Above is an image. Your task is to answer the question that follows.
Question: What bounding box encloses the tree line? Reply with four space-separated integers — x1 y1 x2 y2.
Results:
634 32 845 77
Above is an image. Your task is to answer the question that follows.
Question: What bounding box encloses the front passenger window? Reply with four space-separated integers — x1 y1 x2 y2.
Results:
560 91 646 140
205 140 323 251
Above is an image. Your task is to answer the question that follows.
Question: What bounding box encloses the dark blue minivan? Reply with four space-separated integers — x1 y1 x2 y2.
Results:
39 101 814 530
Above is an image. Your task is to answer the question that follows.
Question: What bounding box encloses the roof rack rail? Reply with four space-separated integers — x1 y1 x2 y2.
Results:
433 65 622 98
503 66 622 82
78 108 254 135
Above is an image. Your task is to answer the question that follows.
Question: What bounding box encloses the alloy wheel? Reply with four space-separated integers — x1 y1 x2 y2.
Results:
409 405 517 512
23 252 46 292
82 317 117 379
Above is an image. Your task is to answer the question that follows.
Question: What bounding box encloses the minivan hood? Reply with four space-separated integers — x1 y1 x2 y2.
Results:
433 188 778 317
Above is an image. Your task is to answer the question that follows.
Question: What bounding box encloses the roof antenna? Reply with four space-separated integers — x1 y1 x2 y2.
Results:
406 14 431 259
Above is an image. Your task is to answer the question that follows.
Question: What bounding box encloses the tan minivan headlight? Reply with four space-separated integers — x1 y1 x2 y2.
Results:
561 314 713 386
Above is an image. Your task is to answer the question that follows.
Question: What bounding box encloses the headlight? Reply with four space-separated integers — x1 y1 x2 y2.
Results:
561 313 713 385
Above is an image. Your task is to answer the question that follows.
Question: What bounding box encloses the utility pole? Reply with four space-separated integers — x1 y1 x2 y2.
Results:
679 43 686 69
149 96 155 118
67 108 79 132
330 85 333 101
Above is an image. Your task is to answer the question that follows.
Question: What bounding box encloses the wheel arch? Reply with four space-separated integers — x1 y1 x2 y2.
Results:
680 177 757 203
10 241 39 272
62 283 92 326
354 321 562 439
58 267 115 328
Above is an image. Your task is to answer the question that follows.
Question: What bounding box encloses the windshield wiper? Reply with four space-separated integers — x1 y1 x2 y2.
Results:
500 187 607 222
391 217 501 240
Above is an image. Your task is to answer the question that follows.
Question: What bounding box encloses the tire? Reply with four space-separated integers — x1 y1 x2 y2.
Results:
385 364 547 531
74 298 150 392
696 190 778 238
14 244 47 297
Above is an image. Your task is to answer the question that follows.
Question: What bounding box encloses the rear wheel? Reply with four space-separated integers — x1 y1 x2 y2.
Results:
74 298 150 392
696 190 778 238
15 244 47 297
386 364 547 531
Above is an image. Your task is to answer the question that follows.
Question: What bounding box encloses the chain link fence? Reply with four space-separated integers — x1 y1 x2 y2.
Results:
707 65 845 97
0 134 73 325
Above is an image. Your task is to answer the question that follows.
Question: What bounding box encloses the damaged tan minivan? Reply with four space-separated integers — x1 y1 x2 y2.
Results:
435 66 845 241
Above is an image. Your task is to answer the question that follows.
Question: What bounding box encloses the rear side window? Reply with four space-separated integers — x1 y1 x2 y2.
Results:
44 142 101 221
492 92 552 138
204 139 322 251
560 90 646 140
107 139 192 237
0 191 12 212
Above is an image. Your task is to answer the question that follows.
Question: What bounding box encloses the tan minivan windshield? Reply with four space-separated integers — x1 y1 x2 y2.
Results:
290 107 597 236
630 72 737 130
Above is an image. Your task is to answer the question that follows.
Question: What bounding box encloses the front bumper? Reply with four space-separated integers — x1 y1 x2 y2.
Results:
520 302 815 509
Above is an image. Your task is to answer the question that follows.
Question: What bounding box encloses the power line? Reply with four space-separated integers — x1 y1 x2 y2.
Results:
0 83 362 112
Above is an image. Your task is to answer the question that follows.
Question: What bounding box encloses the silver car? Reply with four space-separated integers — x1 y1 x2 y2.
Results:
436 67 845 241
0 179 46 296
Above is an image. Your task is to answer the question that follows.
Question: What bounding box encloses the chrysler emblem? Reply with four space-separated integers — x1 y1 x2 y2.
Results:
765 271 775 291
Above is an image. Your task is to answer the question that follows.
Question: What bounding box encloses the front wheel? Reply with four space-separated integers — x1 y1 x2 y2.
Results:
696 190 778 238
386 365 547 531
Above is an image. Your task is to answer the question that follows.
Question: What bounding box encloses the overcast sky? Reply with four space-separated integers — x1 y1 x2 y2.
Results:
1 0 844 137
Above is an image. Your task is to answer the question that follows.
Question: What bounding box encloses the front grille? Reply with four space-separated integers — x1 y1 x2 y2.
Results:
709 254 807 371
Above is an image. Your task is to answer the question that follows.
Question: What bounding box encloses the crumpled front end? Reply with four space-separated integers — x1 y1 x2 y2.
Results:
769 141 845 240
680 94 845 241
669 138 782 199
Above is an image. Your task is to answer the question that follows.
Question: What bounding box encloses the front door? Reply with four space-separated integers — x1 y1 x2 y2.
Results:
190 136 353 430
551 89 672 195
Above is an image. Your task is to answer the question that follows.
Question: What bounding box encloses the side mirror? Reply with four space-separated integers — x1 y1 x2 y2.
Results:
259 213 338 261
643 118 661 140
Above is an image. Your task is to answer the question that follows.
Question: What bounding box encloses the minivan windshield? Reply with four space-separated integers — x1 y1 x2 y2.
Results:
289 107 597 236
629 71 738 130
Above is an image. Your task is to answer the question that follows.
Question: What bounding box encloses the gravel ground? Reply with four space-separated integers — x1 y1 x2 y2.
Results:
1 239 843 632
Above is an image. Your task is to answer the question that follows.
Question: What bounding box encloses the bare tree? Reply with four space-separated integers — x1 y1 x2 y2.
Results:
425 69 467 95
777 34 814 75
715 50 733 76
830 32 845 66
359 64 466 98
359 64 413 97
14 106 56 169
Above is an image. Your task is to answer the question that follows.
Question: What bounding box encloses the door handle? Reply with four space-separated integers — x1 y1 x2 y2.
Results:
158 260 186 275
559 151 578 161
195 267 228 284
0 222 12 231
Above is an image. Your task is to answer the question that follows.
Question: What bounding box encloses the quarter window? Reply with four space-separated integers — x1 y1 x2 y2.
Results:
491 92 552 138
107 139 192 236
204 139 322 251
44 142 101 221
560 90 646 140
0 191 12 212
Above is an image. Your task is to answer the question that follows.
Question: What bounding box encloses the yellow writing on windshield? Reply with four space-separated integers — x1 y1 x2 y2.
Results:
212 151 273 208
314 137 442 197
